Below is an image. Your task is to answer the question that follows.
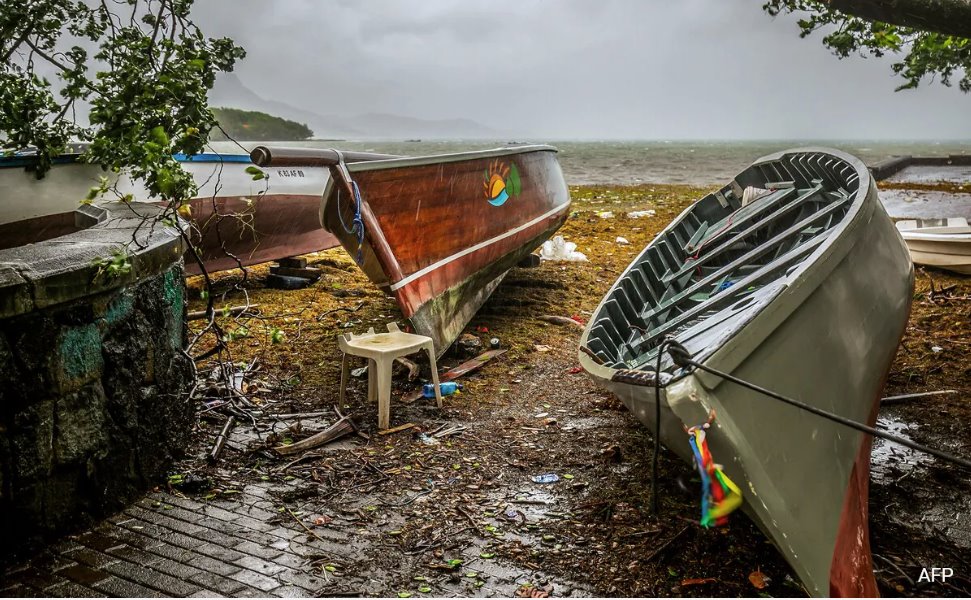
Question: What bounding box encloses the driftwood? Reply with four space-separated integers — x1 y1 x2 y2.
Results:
208 416 236 463
538 315 584 329
881 389 958 405
378 422 416 436
274 413 357 456
272 411 331 420
429 423 467 438
188 305 259 321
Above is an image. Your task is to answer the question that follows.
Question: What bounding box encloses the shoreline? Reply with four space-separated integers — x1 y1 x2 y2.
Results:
3 182 967 596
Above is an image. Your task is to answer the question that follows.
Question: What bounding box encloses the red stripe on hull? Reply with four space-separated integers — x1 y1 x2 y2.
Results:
830 293 912 597
829 427 879 597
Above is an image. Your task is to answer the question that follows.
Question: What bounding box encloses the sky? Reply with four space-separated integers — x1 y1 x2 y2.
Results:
193 0 971 140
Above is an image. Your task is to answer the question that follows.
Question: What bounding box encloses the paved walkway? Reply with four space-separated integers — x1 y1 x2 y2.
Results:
2 484 337 597
2 480 590 598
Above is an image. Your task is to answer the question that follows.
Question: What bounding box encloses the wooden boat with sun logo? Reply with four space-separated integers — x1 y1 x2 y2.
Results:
250 145 571 353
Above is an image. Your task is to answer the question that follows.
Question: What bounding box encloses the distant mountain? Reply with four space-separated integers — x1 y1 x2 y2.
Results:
209 73 360 138
210 73 500 140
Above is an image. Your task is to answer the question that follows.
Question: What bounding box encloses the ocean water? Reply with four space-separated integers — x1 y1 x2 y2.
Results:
214 139 971 186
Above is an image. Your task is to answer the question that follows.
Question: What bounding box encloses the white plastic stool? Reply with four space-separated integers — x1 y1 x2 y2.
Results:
338 323 443 429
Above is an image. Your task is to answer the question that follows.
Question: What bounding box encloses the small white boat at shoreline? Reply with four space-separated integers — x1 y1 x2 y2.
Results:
896 218 971 275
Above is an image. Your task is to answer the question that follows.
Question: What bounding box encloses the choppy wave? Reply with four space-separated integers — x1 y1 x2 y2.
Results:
212 139 971 186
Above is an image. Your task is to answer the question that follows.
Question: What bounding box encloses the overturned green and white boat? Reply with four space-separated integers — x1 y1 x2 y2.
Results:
578 148 913 597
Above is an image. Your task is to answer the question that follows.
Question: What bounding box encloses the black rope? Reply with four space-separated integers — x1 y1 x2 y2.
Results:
663 341 971 470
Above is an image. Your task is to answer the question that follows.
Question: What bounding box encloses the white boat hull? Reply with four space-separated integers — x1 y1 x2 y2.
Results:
580 148 914 596
0 154 337 273
899 235 971 275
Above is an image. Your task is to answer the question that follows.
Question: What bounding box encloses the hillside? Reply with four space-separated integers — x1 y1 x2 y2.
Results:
209 73 500 139
210 107 313 141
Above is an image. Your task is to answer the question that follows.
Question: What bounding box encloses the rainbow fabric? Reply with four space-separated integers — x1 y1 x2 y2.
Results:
686 422 742 528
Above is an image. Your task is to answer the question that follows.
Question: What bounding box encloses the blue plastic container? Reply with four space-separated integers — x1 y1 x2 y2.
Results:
423 382 463 398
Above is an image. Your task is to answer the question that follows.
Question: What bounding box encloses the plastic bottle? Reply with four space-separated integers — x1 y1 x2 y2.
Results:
422 382 463 398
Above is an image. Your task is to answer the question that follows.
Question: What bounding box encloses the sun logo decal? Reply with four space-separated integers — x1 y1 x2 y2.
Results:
483 160 522 206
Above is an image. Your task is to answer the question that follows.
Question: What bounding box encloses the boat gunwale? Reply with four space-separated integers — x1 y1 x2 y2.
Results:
337 144 558 174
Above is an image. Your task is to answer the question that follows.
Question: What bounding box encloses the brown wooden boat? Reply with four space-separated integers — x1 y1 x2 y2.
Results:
251 146 571 353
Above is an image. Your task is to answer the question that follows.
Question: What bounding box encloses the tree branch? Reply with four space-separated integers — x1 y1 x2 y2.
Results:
826 0 971 39
1 24 34 63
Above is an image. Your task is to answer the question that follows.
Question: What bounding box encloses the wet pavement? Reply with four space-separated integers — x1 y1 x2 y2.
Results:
0 479 594 598
879 188 971 221
885 166 971 185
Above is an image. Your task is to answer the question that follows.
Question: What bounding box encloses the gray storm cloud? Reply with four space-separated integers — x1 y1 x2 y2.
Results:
193 0 971 140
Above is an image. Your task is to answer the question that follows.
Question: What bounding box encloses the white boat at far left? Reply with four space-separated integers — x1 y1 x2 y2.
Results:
0 146 338 274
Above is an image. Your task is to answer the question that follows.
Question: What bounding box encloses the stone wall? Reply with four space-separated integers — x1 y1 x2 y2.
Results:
0 203 191 560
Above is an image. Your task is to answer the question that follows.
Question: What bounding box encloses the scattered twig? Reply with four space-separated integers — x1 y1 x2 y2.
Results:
643 525 690 563
208 416 235 463
881 389 958 404
285 506 328 544
276 452 325 472
619 528 663 538
316 301 366 322
431 424 467 439
378 422 416 436
456 505 485 535
873 553 915 588
188 304 259 321
274 415 358 456
272 411 331 420
538 315 584 329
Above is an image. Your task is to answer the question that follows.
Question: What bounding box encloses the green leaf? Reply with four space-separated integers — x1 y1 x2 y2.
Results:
418 586 431 593
508 163 521 196
149 126 169 147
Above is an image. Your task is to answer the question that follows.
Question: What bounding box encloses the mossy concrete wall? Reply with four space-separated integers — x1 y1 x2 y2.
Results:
0 203 191 560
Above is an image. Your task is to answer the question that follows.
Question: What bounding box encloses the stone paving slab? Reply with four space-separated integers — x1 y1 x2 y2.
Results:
1 482 592 597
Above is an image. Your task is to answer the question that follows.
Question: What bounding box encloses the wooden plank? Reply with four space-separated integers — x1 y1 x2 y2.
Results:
402 349 507 404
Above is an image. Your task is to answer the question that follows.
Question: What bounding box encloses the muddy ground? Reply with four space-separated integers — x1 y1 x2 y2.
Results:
177 184 971 597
